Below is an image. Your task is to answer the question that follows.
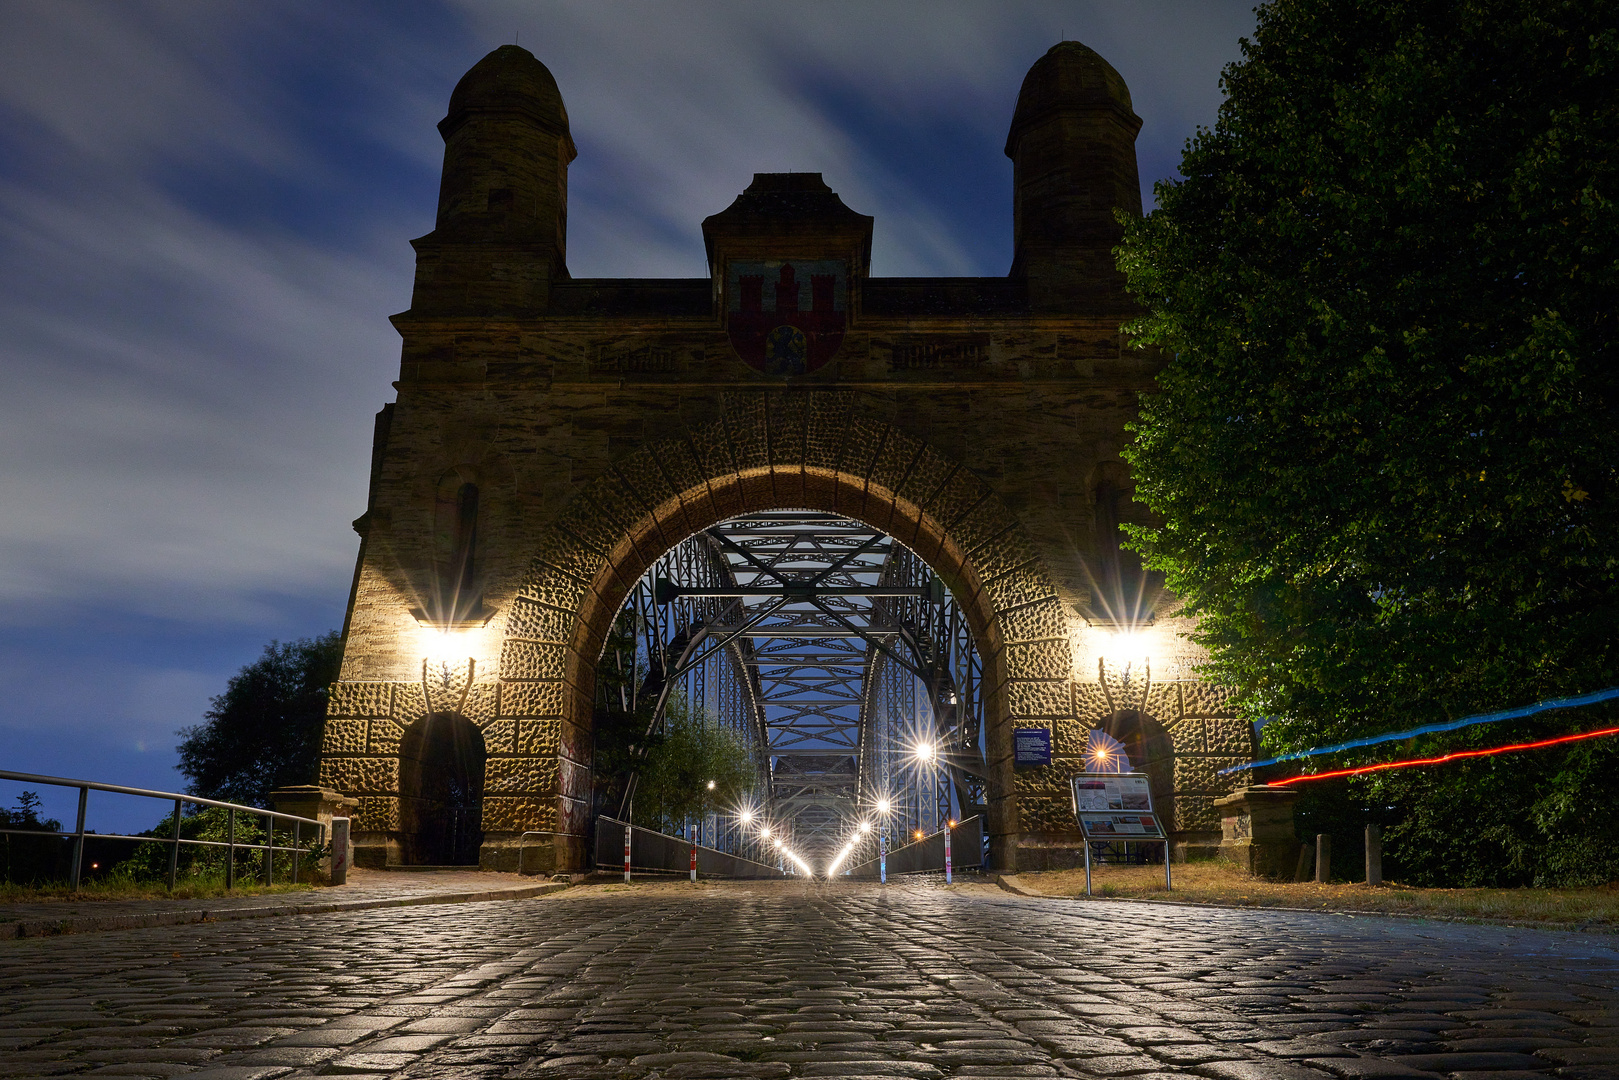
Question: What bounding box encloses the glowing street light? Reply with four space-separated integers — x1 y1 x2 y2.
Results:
857 820 870 834
739 808 754 825
913 741 936 763
706 780 716 791
875 797 891 815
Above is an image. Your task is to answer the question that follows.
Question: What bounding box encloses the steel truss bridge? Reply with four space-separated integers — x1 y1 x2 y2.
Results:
600 511 988 867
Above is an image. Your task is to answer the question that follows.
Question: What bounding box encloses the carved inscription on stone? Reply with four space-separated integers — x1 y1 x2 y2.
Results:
888 334 991 372
588 344 690 375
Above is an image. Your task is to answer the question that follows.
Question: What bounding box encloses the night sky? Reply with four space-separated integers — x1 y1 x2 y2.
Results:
0 1 1256 831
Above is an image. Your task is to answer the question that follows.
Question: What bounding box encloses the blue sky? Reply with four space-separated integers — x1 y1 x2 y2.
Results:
0 0 1256 832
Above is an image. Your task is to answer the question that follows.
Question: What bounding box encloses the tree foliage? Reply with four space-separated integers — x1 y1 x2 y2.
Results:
632 695 758 831
177 632 343 807
1118 0 1619 883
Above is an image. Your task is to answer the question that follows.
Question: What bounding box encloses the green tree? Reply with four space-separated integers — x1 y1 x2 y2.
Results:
1117 0 1619 883
632 694 758 832
177 632 343 806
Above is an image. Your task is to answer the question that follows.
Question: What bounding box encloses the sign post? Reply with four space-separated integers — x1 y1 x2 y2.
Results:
690 842 698 882
1070 773 1169 896
944 822 953 884
879 831 887 884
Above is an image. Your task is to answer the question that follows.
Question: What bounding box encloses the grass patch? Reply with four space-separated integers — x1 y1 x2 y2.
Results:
0 874 321 905
1007 859 1619 927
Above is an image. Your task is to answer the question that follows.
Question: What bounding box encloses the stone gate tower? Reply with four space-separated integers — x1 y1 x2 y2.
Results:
317 41 1252 873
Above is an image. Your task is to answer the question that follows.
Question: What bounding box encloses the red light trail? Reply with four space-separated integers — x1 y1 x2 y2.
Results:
1273 725 1619 785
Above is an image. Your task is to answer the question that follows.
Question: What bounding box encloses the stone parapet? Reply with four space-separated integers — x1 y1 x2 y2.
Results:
1214 785 1301 879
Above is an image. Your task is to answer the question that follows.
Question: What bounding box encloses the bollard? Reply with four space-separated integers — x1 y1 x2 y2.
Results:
689 842 697 883
329 817 350 886
879 832 887 884
1294 841 1313 883
624 822 632 883
1365 824 1382 886
944 822 953 884
1315 833 1331 883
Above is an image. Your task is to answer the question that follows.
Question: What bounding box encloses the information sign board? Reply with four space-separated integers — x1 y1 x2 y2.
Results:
1013 728 1052 767
1070 773 1154 813
1069 771 1171 895
1075 812 1164 839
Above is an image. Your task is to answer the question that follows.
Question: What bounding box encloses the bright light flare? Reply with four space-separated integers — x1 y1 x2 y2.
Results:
739 808 754 825
706 780 716 791
1100 629 1147 668
875 798 891 815
420 628 470 665
857 821 870 834
913 741 936 763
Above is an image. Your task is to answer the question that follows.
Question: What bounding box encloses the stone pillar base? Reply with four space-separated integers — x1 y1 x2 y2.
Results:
269 786 359 880
1214 785 1301 879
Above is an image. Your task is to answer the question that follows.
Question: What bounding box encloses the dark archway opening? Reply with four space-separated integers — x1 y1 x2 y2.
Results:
399 712 486 865
1098 709 1176 828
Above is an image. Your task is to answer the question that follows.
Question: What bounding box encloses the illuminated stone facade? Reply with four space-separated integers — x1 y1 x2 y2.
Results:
320 42 1252 873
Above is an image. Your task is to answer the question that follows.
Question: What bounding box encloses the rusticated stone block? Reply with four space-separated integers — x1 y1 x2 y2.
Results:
685 419 735 482
1012 762 1066 795
484 755 560 794
1181 679 1239 717
1053 716 1090 755
321 718 367 755
1005 678 1071 718
1173 755 1248 794
895 448 954 514
500 640 566 681
722 393 769 472
1073 680 1110 723
656 437 709 500
865 429 920 500
369 718 407 756
928 465 991 530
1205 717 1256 757
1004 639 1073 681
1169 719 1205 755
481 719 516 755
969 525 1039 585
985 571 1055 623
518 567 590 613
500 679 566 718
530 532 609 584
482 796 555 832
1017 795 1074 833
1144 682 1181 724
393 682 427 725
503 598 576 643
464 681 497 723
1171 793 1217 830
953 502 1012 559
320 756 399 795
329 682 392 718
355 795 400 832
516 718 562 755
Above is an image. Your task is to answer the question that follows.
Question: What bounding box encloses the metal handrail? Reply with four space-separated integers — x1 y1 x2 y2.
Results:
0 768 325 893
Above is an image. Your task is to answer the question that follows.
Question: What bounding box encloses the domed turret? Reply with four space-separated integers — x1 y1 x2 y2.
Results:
1004 41 1143 309
411 45 576 314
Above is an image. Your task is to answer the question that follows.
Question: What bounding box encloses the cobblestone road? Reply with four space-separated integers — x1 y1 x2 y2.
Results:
1 879 1616 1080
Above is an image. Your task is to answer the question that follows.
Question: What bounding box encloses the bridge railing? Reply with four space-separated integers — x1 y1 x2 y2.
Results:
594 816 787 879
0 768 325 892
845 815 984 878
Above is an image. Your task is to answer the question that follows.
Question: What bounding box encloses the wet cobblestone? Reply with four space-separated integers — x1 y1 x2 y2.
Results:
0 880 1615 1079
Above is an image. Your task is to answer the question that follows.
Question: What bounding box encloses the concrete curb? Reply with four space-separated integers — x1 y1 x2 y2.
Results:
1 881 570 941
989 874 1617 934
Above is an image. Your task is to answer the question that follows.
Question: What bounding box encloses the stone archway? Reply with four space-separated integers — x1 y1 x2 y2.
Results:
398 712 486 865
488 392 1077 874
